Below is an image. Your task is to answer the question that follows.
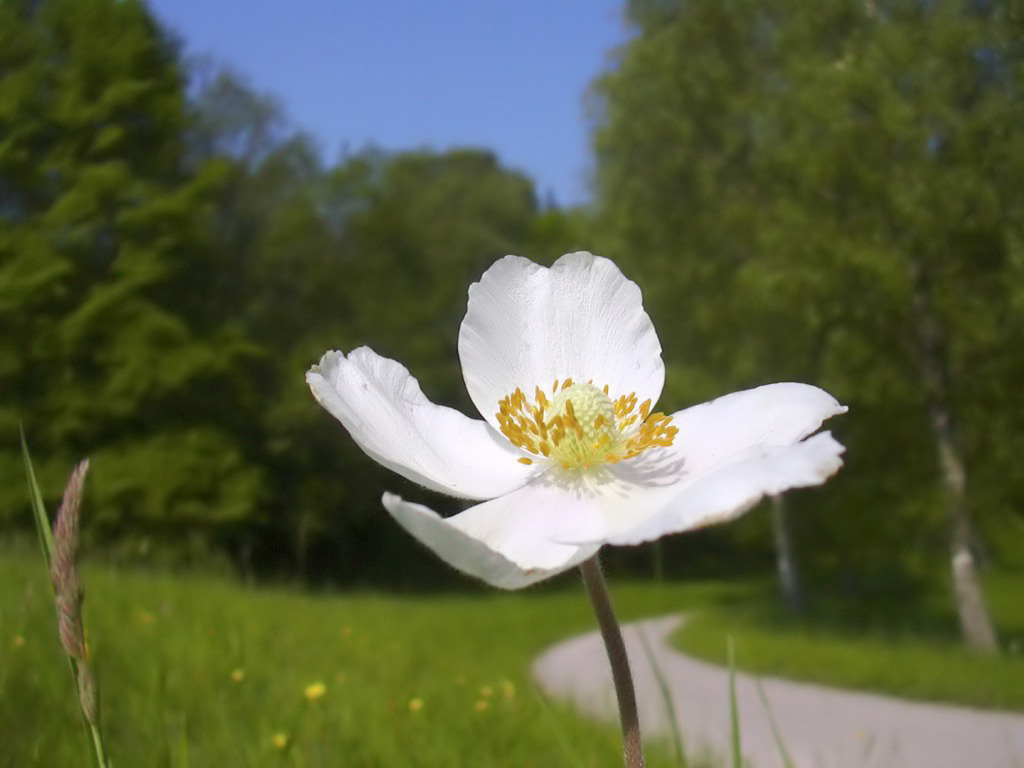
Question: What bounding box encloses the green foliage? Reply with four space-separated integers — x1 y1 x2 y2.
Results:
0 0 264 554
193 112 547 575
326 148 539 401
1 0 572 578
4 0 1022 598
592 0 1024 584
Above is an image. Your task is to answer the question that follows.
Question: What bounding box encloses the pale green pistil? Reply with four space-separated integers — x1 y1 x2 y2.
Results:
496 379 678 471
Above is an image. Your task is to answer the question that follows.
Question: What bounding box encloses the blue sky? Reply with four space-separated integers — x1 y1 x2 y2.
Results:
147 1 630 206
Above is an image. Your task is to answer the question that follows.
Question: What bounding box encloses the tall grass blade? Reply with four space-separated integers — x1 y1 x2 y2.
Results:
637 626 687 767
530 687 590 768
727 636 743 768
20 426 55 565
753 674 796 768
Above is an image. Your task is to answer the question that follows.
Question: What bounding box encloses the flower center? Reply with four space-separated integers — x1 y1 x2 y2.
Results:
496 378 678 470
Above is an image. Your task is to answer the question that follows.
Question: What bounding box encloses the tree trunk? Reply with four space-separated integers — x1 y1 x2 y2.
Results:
771 494 804 613
910 259 999 653
294 507 311 578
933 404 999 652
650 540 665 583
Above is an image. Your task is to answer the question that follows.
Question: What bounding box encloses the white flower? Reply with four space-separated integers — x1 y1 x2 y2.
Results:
307 252 846 589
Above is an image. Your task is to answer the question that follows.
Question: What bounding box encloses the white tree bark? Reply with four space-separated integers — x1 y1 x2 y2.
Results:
771 494 804 613
910 259 998 653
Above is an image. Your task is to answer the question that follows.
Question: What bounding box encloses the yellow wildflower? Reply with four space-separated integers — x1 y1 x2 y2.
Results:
304 682 326 701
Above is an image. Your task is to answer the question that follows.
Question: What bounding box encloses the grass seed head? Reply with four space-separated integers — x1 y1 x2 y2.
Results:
51 460 89 661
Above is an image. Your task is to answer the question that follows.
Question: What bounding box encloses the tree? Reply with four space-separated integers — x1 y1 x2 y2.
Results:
0 0 263 555
593 0 1023 647
284 148 542 581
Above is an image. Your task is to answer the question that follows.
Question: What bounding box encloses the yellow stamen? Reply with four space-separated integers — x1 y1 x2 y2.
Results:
496 380 676 470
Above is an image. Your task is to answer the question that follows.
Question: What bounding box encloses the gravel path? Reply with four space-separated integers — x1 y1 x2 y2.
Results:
532 615 1024 768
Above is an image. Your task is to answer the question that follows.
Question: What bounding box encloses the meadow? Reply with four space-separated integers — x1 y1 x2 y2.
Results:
0 550 698 768
4 547 1022 767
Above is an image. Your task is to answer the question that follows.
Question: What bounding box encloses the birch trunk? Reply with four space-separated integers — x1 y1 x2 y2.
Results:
771 494 804 613
910 259 998 653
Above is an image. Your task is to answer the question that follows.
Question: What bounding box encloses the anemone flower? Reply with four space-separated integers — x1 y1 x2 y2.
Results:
308 251 845 767
308 252 845 590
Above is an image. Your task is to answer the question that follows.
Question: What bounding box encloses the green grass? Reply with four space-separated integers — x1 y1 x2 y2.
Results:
0 551 718 768
9 542 1021 767
672 573 1024 711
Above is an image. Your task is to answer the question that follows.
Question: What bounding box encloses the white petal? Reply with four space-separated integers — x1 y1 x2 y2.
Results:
383 484 601 589
458 252 665 432
604 432 846 545
669 382 847 478
551 383 846 545
307 348 535 500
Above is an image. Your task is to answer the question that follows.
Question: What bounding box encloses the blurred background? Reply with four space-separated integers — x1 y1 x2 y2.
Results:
1 0 1021 643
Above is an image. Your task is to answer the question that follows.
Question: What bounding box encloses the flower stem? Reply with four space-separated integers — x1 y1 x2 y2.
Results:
580 555 645 768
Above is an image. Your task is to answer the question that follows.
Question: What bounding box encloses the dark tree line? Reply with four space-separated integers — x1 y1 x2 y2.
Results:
0 0 579 581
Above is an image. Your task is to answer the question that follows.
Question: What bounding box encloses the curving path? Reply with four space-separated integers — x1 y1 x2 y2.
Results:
532 616 1024 768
